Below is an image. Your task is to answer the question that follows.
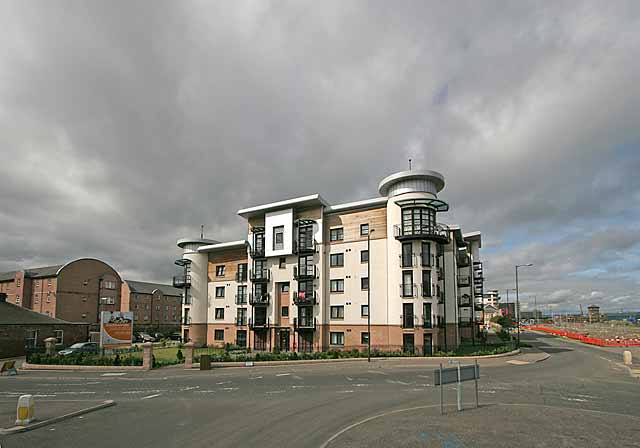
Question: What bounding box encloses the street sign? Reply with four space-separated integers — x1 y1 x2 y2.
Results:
434 364 479 385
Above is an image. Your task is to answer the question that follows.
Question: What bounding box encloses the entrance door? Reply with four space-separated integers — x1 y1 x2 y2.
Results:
278 330 290 352
403 333 415 354
423 333 433 356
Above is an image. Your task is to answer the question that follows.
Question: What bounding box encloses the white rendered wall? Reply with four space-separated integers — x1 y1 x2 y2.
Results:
183 250 208 325
265 209 293 257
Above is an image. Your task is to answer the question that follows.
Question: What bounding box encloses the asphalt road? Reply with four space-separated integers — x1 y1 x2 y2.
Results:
1 332 638 448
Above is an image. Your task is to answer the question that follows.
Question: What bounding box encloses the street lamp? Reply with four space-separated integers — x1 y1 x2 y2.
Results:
515 264 534 345
367 228 375 362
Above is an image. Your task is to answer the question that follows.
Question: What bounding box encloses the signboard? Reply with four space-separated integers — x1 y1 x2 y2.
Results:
434 365 480 385
100 311 134 348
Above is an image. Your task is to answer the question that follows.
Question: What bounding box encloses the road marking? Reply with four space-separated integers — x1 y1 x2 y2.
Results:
337 390 355 394
368 370 388 375
180 386 199 391
141 393 162 400
291 385 313 389
506 360 530 365
101 373 126 376
353 383 369 387
276 373 291 377
266 390 285 394
386 380 412 385
221 387 239 391
248 376 263 380
216 381 231 385
292 375 303 380
345 377 354 381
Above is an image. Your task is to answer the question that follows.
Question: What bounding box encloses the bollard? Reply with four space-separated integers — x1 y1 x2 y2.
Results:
184 342 195 369
44 337 57 356
142 342 153 371
623 351 632 366
16 395 35 426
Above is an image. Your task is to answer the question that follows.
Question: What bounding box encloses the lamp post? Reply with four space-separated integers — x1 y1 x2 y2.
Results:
515 264 533 345
367 229 375 362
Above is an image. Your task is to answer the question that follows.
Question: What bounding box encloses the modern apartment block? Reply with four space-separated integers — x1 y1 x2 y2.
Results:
120 280 183 332
0 258 122 328
176 170 484 353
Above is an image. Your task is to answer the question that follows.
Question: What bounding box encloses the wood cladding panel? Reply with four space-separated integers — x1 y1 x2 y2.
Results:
325 206 387 244
208 248 248 282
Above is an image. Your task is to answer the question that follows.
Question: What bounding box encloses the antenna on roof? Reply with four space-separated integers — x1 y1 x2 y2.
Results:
409 158 412 171
200 225 204 239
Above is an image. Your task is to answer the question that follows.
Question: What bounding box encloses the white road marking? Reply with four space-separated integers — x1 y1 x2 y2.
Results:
276 373 291 377
292 375 303 380
565 397 588 402
195 390 217 394
216 381 231 385
337 390 355 394
221 387 239 391
101 373 127 376
345 377 353 381
291 385 313 389
507 360 531 365
354 383 369 387
248 376 263 380
141 393 162 400
480 390 496 394
266 390 285 394
386 380 412 386
180 386 199 391
417 375 430 379
368 370 388 375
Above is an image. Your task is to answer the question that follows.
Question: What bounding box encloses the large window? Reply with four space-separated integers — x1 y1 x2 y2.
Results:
237 308 247 325
237 263 247 281
401 207 436 236
273 226 284 250
236 330 247 348
402 271 414 297
298 255 315 277
215 286 225 298
423 303 432 328
330 253 344 267
401 242 413 267
422 271 431 297
330 332 345 346
330 228 344 242
330 306 344 319
253 232 265 253
330 279 344 293
54 330 64 345
298 280 313 296
24 329 37 349
237 285 247 304
421 242 431 267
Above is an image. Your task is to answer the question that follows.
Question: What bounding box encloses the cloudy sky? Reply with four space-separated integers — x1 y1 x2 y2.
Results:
1 1 639 313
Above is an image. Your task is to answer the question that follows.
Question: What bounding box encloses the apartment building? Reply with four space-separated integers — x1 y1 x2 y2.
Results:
0 258 122 328
120 280 183 333
176 170 484 353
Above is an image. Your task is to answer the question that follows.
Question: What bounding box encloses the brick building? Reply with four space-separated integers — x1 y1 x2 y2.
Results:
120 280 182 333
0 258 122 329
0 293 90 358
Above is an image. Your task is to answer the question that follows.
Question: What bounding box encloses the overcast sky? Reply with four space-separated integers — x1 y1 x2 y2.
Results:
1 1 639 313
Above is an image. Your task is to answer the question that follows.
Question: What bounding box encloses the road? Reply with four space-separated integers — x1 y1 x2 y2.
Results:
1 332 638 447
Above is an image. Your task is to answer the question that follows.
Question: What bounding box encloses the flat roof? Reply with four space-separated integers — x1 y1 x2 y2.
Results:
463 231 482 248
177 237 219 249
325 197 388 214
197 240 248 253
237 194 329 219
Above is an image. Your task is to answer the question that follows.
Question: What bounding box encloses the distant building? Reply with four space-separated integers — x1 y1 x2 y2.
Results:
482 290 500 307
120 280 182 333
588 305 601 323
520 310 543 320
0 293 89 358
0 258 122 329
499 302 516 317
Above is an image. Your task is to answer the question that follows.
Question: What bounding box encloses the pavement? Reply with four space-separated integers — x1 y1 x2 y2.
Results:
0 332 638 447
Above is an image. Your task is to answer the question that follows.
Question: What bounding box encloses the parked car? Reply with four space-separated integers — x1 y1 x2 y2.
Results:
58 342 99 356
137 332 156 342
169 332 182 342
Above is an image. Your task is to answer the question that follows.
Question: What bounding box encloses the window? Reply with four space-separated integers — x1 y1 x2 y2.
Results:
330 305 344 319
401 207 436 236
16 296 20 303
421 242 431 266
281 306 289 317
47 279 52 286
16 279 21 287
281 284 289 293
330 332 344 346
135 304 139 310
279 257 286 269
237 263 248 281
54 330 63 345
236 330 247 348
422 270 431 297
214 329 225 341
156 305 160 311
24 329 37 348
330 227 344 242
360 250 369 263
361 277 369 290
402 242 413 268
165 305 169 311
237 308 247 325
216 265 225 277
215 286 225 298
273 225 284 250
360 223 369 236
236 285 247 304
215 308 224 319
330 253 344 267
35 280 40 287
103 280 116 290
134 313 139 321
423 303 432 328
402 271 414 297
361 332 369 344
330 279 344 293
361 305 369 317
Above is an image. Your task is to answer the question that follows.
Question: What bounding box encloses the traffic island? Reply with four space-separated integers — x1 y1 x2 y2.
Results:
0 399 115 435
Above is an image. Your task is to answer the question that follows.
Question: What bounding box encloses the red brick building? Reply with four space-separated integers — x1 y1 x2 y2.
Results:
0 258 122 329
120 280 182 333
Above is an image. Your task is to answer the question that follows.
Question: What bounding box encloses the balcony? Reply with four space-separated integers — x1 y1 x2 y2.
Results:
235 293 247 305
250 268 270 283
294 317 316 331
393 224 449 243
399 254 417 268
172 275 191 288
249 293 270 305
236 317 247 326
474 285 483 296
293 291 317 306
457 252 470 267
250 245 265 259
293 239 317 255
249 317 270 330
235 271 248 283
457 275 471 287
400 314 417 329
293 265 317 280
399 283 418 298
458 294 472 307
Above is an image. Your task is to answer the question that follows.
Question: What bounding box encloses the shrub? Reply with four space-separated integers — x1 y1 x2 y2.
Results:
176 349 184 361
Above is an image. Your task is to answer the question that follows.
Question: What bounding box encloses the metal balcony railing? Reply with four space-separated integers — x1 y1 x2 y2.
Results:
293 265 317 280
399 254 417 268
294 317 316 331
393 224 449 243
293 239 317 254
249 293 270 305
400 314 417 329
293 291 317 305
173 275 191 288
399 283 418 298
249 317 270 329
249 268 270 282
250 244 265 259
